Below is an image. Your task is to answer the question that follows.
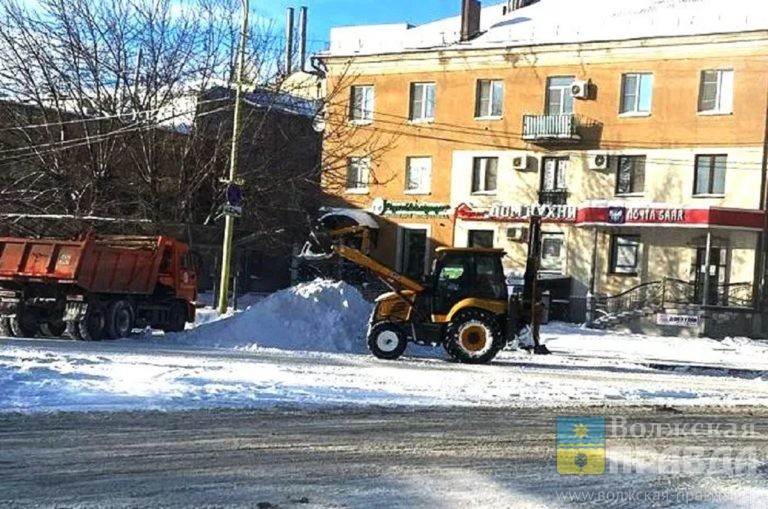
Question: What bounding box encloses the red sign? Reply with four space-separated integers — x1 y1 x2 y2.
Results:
456 203 764 230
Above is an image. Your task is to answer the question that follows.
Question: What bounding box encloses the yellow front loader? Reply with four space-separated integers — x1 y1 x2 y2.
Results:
300 214 549 364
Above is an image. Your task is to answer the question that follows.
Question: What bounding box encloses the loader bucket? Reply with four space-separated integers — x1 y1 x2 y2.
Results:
298 208 379 260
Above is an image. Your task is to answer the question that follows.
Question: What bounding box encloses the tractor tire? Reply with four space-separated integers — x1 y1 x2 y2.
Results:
367 321 408 360
0 318 12 337
40 321 67 338
78 302 107 341
162 300 187 333
65 321 83 340
444 309 504 364
106 300 135 339
10 311 38 338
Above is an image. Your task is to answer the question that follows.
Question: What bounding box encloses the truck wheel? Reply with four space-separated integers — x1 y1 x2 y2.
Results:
78 303 107 341
66 321 83 340
0 318 12 337
40 321 67 338
444 310 504 364
162 300 187 333
106 300 135 339
10 311 38 338
367 322 408 360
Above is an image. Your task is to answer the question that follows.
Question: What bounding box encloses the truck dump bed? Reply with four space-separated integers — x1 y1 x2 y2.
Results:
0 235 166 295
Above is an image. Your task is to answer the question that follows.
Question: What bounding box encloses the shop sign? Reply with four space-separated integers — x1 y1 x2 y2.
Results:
490 203 577 222
656 313 700 327
456 203 577 223
371 197 450 217
607 206 686 225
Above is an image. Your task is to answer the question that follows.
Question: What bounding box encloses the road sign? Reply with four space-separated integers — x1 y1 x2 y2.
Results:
226 184 243 206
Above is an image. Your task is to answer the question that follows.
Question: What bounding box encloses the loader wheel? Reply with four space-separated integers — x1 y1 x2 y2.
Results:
444 310 503 364
78 303 107 341
106 300 135 339
65 321 83 340
367 322 407 360
40 321 67 338
10 311 38 338
0 318 12 337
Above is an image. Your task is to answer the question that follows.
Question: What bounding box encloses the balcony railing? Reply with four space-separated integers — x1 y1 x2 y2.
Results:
538 189 569 205
522 114 582 142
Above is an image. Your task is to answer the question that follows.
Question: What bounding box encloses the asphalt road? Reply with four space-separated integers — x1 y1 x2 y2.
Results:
1 406 767 508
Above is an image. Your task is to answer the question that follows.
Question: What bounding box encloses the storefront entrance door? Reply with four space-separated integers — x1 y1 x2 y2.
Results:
399 227 428 280
693 247 728 305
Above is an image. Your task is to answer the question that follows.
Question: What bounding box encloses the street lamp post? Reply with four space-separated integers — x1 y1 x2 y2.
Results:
217 0 249 314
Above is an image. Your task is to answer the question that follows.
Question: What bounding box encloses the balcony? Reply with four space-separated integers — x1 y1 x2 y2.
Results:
538 189 569 205
522 114 583 143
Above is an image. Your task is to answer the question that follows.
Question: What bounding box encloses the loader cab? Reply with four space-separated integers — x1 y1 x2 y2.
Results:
431 248 507 316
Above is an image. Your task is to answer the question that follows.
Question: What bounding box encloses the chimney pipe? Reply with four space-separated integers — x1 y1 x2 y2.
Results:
298 6 308 72
460 0 481 42
285 7 295 73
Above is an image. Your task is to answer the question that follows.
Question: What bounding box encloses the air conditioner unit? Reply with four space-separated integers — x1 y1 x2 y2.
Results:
571 79 590 100
590 152 609 170
512 155 529 171
507 227 527 242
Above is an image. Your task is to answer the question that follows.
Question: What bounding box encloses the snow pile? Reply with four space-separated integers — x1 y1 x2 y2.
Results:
168 279 373 354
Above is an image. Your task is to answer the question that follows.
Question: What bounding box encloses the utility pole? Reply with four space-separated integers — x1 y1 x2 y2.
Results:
217 0 249 314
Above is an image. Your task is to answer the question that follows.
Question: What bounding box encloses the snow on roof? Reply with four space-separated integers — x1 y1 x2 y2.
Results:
327 0 768 57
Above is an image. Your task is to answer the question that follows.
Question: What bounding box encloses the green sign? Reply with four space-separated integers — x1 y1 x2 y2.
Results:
372 198 450 218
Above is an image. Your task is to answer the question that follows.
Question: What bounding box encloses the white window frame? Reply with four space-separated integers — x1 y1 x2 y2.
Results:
409 82 436 122
540 232 566 273
610 235 641 275
405 156 432 195
467 229 496 249
698 69 734 115
475 79 504 119
471 157 498 195
349 85 374 123
345 156 370 194
546 76 575 115
619 73 653 116
396 224 431 277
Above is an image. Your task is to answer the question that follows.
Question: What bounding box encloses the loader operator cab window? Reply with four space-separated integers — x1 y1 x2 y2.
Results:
474 255 507 300
433 254 472 314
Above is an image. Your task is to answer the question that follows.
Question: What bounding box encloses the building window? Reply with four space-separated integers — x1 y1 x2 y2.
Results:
475 79 503 118
541 157 568 191
409 82 436 121
471 157 498 193
405 156 431 194
610 235 641 275
620 73 653 114
694 154 726 195
468 230 494 248
546 76 575 115
346 157 370 191
616 156 646 195
349 85 374 122
698 69 733 114
541 233 565 273
398 226 428 279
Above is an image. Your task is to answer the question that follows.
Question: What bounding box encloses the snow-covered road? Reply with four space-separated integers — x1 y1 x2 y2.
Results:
2 323 768 413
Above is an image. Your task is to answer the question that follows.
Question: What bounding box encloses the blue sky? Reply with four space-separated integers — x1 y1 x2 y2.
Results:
256 1 463 50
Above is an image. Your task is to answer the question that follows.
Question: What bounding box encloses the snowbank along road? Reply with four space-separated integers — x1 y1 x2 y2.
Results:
2 280 768 412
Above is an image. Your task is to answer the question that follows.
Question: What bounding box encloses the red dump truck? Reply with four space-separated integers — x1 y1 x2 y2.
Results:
0 234 197 341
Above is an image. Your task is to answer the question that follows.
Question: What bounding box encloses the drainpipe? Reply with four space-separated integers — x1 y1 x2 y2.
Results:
702 230 712 306
586 226 598 323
